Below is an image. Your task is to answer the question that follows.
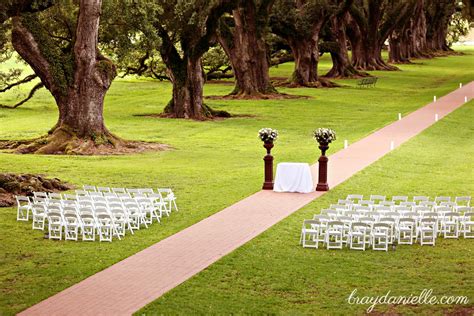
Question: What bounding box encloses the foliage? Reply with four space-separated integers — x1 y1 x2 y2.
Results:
447 11 472 46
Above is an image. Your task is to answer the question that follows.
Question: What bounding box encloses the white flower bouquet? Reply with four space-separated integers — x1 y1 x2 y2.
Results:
313 128 336 144
258 128 278 143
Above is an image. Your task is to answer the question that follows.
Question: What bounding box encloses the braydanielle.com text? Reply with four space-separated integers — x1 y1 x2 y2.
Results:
347 288 470 313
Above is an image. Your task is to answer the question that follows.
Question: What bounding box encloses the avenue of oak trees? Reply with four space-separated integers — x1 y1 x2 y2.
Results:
0 0 472 154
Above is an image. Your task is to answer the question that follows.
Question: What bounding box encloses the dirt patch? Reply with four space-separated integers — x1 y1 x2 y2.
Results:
0 173 73 207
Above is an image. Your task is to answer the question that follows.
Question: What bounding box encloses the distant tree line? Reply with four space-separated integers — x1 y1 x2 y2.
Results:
0 0 472 154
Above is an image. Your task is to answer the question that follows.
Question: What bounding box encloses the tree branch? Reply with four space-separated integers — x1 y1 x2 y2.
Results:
11 18 55 91
0 82 44 109
0 74 38 93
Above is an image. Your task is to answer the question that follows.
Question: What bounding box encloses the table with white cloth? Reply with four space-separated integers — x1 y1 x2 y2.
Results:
273 162 314 193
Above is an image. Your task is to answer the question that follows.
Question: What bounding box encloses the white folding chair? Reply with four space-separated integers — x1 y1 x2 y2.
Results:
83 185 97 192
148 194 165 222
89 191 103 197
337 199 353 206
347 194 363 203
378 201 395 208
379 217 396 243
372 223 390 251
62 200 78 209
461 212 474 238
358 200 375 208
413 196 429 204
419 218 437 246
398 218 416 245
419 201 437 210
123 202 142 230
63 212 80 241
103 192 117 198
158 188 178 213
325 221 344 250
455 196 471 207
97 213 114 242
75 190 89 196
300 219 321 248
112 187 127 194
48 192 62 200
326 210 338 220
33 192 48 199
435 196 451 203
392 196 408 204
348 222 371 251
110 208 129 237
63 194 77 201
440 201 457 210
138 188 154 196
370 195 386 203
80 213 97 241
136 198 154 225
47 211 63 240
441 212 460 239
16 196 32 221
126 188 141 196
31 205 46 230
400 201 416 209
97 186 111 193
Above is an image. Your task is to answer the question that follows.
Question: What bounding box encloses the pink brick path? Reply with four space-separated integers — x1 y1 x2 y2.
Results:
20 83 473 315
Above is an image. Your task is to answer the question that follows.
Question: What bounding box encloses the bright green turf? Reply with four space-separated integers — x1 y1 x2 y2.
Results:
138 101 474 315
1 50 473 315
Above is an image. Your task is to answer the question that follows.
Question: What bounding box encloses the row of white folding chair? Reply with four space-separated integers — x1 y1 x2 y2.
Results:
345 195 471 206
45 208 125 242
32 188 178 213
314 211 473 240
328 205 473 219
331 202 470 215
30 198 159 236
82 185 155 194
39 202 154 242
78 189 177 213
30 195 166 219
301 220 393 251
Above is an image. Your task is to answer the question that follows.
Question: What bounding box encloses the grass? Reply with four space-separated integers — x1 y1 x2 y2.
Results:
1 49 473 315
138 101 474 315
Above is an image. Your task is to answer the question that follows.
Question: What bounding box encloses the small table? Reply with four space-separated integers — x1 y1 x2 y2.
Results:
273 162 314 193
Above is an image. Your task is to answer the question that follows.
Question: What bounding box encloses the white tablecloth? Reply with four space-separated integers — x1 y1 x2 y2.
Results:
273 162 314 193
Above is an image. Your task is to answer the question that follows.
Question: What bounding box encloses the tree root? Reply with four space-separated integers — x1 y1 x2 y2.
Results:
272 77 340 88
161 100 231 119
0 128 169 155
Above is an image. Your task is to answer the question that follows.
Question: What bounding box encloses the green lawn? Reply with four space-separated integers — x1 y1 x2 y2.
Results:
138 100 474 316
1 50 473 315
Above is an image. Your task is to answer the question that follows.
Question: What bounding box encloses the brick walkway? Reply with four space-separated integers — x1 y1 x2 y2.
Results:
20 83 473 316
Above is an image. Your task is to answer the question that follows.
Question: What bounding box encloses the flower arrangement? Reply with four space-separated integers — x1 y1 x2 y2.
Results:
313 128 336 144
258 128 278 143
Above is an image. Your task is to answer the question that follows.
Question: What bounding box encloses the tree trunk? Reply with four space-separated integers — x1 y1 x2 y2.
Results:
287 36 319 86
347 21 398 71
164 57 205 119
325 14 366 78
388 31 410 64
9 0 122 154
217 3 277 97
